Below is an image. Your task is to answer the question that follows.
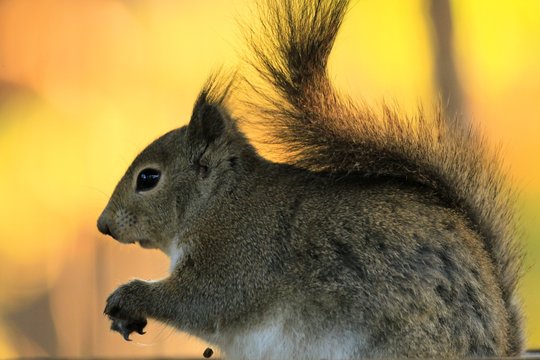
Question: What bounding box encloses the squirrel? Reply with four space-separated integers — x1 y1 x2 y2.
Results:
97 0 524 358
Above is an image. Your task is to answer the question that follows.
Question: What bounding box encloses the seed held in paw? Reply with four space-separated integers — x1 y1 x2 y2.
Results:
203 347 213 358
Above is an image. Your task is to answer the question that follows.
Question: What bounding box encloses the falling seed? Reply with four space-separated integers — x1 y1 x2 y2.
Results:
203 347 213 358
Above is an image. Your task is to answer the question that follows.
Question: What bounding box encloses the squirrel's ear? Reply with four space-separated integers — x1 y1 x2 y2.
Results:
187 102 228 146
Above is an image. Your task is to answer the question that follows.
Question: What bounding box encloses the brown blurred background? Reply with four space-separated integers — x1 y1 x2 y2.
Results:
0 0 539 358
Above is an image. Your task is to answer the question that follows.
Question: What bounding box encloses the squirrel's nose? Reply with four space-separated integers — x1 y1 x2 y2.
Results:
97 214 113 237
98 221 111 236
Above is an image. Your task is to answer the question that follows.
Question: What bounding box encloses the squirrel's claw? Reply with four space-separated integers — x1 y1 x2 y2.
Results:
130 318 147 335
110 319 132 341
109 316 147 341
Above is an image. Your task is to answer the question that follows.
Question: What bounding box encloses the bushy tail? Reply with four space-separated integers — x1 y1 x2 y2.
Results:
243 0 523 354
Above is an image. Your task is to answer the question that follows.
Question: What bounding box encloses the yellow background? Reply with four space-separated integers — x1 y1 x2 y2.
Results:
0 0 539 357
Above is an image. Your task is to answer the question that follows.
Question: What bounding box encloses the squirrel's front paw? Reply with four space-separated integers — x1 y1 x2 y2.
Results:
104 280 148 341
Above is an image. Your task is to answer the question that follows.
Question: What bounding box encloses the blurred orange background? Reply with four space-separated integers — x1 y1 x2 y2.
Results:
0 0 539 357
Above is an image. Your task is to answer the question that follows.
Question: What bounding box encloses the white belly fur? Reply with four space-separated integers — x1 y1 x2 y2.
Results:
209 312 364 360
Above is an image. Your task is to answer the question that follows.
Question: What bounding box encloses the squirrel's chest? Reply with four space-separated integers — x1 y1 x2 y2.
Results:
167 238 188 273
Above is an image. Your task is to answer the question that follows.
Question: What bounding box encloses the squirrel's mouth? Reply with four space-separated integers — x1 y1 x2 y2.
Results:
136 239 157 249
113 237 157 249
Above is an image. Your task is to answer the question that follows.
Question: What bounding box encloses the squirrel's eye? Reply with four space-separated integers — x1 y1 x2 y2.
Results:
136 168 161 192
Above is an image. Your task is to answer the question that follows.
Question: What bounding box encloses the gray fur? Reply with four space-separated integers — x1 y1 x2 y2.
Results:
98 0 524 358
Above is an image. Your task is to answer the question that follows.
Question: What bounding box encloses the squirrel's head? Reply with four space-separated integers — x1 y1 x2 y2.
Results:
97 83 254 252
